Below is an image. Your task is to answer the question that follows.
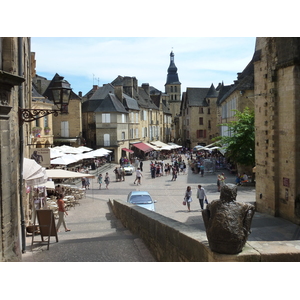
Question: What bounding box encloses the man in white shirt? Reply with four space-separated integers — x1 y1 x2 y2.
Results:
197 185 207 210
134 168 143 185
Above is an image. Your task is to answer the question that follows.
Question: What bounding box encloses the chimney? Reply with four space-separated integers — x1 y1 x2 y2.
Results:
123 76 133 97
78 91 82 97
37 79 42 94
93 85 99 91
114 84 124 104
133 77 138 91
142 83 150 95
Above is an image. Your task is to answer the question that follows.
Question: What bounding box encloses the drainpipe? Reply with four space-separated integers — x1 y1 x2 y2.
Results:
18 37 26 253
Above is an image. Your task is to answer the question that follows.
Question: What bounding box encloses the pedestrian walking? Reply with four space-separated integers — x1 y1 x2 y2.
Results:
200 164 204 177
183 186 192 212
104 172 110 189
134 168 143 185
150 163 156 178
217 173 226 191
121 166 125 181
56 193 71 232
98 173 103 189
171 166 177 181
182 161 187 175
140 160 143 172
114 167 120 182
197 185 207 210
85 177 90 189
81 177 86 188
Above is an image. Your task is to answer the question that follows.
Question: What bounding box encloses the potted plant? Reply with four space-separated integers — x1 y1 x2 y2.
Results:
44 126 51 134
32 126 42 135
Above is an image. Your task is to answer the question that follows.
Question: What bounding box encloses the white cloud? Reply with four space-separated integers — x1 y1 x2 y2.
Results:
32 37 256 94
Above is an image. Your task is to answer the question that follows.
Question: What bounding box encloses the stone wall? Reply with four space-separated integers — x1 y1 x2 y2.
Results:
111 199 256 261
255 38 300 224
0 37 31 261
110 199 300 262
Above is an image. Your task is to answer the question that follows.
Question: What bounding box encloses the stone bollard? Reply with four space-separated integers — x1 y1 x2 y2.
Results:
202 184 255 254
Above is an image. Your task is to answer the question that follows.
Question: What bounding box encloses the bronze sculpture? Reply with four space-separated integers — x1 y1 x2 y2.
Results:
202 184 255 254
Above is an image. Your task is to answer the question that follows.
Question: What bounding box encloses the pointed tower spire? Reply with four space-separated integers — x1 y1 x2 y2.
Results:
166 50 181 85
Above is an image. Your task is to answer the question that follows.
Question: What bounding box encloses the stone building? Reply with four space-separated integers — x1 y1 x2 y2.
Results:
0 37 31 261
82 76 171 163
30 85 54 147
217 57 255 137
180 84 218 149
149 87 173 143
39 73 83 146
254 37 300 224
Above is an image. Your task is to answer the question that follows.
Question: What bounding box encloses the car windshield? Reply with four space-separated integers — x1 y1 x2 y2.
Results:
130 195 153 204
124 164 131 167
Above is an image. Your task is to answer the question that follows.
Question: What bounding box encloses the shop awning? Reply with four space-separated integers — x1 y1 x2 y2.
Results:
46 169 95 179
144 142 161 151
122 148 134 153
150 141 173 150
131 142 154 153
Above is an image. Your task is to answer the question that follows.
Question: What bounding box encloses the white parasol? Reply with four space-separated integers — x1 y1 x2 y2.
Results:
23 158 48 186
50 154 80 165
46 169 95 179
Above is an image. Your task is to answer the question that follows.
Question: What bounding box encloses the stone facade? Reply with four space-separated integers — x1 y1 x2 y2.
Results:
254 37 300 224
0 37 31 261
34 73 83 147
180 86 218 148
82 75 174 163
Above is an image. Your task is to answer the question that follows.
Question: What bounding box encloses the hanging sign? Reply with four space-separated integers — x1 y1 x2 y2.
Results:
30 148 51 168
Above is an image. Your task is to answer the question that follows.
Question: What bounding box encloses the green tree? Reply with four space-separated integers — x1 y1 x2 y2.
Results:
216 107 255 168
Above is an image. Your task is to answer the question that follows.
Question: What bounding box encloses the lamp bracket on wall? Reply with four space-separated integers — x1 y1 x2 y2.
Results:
19 108 60 124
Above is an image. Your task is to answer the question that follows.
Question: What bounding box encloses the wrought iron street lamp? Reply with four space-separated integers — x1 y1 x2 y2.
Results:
19 76 72 124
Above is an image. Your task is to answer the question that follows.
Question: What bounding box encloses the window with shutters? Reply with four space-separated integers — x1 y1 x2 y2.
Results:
196 130 207 138
61 121 69 137
121 114 126 123
102 113 110 123
104 134 110 146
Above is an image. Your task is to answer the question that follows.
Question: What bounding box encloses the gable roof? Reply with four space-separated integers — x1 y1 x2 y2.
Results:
43 73 81 101
83 93 129 114
206 83 218 98
89 84 115 100
82 99 102 113
111 75 159 110
217 57 255 105
123 93 140 111
95 93 128 113
186 87 210 107
32 85 53 104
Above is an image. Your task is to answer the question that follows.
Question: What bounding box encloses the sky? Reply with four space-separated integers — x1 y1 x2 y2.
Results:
31 37 256 96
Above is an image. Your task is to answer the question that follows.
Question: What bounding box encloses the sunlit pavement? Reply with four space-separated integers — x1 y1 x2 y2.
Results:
22 157 300 262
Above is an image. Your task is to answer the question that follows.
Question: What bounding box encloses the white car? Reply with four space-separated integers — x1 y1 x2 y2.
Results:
123 163 135 175
127 191 156 211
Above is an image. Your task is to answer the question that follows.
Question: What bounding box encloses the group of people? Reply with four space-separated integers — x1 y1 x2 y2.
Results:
98 172 110 189
183 185 208 212
81 177 90 189
148 157 187 180
235 173 249 185
113 166 126 182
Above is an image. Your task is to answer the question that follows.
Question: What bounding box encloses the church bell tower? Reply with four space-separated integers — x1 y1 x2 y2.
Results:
165 50 181 117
